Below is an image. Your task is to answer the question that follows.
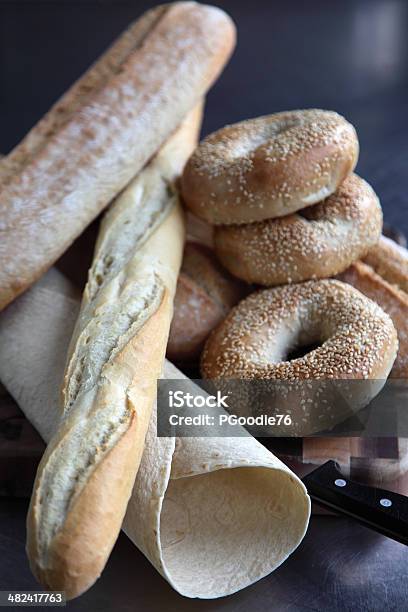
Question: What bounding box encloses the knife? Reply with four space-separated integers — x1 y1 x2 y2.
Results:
302 460 408 546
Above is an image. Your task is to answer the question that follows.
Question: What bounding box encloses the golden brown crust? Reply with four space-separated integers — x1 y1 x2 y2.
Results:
27 292 171 598
201 279 397 382
181 109 358 225
25 101 205 598
27 411 139 597
167 242 248 361
0 2 236 311
339 260 408 379
214 174 382 286
363 235 408 294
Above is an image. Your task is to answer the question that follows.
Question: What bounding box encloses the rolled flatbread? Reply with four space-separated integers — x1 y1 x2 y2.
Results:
0 269 310 598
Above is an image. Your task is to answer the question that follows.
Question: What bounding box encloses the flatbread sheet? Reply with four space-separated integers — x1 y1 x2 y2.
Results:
0 269 310 598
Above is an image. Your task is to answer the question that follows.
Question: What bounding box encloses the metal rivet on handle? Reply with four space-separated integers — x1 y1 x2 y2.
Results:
380 498 392 508
335 479 347 487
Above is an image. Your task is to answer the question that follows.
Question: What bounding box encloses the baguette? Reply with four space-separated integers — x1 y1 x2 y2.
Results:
0 2 235 310
26 104 203 598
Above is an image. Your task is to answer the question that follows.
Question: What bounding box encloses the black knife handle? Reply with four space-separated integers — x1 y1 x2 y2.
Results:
303 461 408 546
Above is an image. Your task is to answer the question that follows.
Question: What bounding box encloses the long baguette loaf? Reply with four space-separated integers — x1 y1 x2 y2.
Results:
26 104 203 598
0 2 235 311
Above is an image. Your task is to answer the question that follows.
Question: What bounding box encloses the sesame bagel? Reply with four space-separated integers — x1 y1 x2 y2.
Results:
201 280 397 381
214 174 382 286
201 280 397 434
181 109 359 225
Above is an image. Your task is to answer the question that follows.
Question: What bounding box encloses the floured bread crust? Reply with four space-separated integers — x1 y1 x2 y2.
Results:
0 2 235 310
26 104 203 599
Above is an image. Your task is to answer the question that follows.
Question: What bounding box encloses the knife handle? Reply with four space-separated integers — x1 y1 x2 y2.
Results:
303 460 408 546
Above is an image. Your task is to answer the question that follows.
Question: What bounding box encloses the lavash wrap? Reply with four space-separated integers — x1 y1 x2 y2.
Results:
0 269 310 598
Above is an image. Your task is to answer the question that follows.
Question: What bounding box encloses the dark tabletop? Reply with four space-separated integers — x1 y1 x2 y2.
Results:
0 1 408 610
1 0 407 234
1 498 408 612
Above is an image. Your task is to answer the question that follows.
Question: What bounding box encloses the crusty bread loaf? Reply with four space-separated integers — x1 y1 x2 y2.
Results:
0 2 235 311
26 104 203 599
339 257 408 378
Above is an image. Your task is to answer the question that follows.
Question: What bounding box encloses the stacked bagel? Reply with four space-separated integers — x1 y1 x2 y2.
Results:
182 109 381 285
179 109 406 402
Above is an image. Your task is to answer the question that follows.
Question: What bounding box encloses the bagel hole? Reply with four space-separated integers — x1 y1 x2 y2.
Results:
296 205 316 221
286 341 321 362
